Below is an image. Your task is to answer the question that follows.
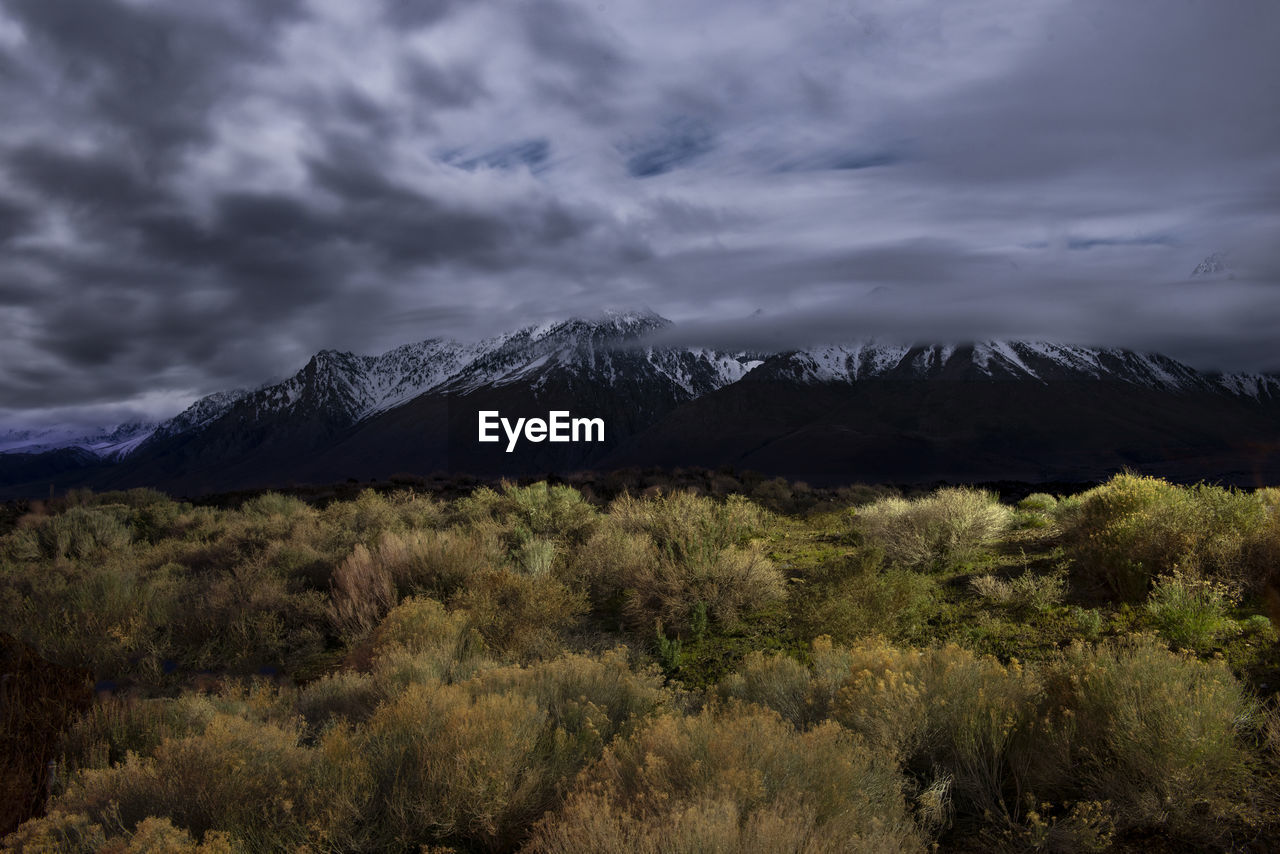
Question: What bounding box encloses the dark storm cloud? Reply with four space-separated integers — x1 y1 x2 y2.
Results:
400 56 489 109
0 196 33 245
8 145 164 212
0 0 1277 429
5 0 303 158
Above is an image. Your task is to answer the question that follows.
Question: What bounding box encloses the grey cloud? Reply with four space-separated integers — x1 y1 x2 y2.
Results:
401 56 489 109
0 196 33 245
6 0 302 158
519 0 628 82
382 0 463 30
9 145 165 212
0 0 1277 427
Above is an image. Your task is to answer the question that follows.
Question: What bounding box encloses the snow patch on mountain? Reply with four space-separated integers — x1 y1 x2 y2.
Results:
0 421 159 459
1218 372 1280 401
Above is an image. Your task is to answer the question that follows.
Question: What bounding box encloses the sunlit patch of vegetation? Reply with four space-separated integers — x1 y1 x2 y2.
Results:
1 474 1278 851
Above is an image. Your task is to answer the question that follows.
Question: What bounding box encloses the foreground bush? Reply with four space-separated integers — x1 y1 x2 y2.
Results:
51 713 366 851
525 704 923 853
853 488 1012 571
1041 637 1259 844
3 813 236 853
722 634 1263 846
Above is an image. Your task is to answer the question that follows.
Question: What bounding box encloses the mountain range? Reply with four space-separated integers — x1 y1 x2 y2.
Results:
2 308 1278 495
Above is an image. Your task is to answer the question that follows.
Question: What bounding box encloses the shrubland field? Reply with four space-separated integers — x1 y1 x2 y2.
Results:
2 472 1279 852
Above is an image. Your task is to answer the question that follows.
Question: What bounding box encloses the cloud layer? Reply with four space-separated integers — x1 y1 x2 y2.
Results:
1 0 1277 426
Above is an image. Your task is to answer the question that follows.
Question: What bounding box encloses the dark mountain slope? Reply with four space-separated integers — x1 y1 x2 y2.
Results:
604 372 1280 486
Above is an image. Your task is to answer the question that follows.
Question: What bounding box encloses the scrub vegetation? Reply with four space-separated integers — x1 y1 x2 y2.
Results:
2 472 1279 852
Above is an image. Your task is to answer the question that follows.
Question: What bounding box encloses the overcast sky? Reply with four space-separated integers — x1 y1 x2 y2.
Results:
1 0 1278 427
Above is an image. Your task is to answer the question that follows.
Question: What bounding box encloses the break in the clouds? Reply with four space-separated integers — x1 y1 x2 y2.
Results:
1 0 1278 426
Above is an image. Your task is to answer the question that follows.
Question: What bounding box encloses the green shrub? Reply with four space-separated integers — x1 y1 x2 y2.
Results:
1240 613 1273 637
1059 474 1267 600
1144 571 1238 651
514 536 557 575
1042 636 1259 841
795 561 937 644
1072 606 1105 640
853 488 1012 571
1018 493 1059 514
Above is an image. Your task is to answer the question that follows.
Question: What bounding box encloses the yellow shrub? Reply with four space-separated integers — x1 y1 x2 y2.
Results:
359 682 548 851
525 704 922 853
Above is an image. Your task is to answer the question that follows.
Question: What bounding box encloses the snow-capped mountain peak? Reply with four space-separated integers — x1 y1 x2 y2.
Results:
7 312 1280 465
1191 250 1233 279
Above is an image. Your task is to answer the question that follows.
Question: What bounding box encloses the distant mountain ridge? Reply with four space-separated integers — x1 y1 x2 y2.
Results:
2 309 1278 493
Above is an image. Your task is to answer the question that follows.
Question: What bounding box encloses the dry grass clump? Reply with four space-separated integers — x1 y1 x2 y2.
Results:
618 544 785 635
853 488 1012 571
970 568 1067 613
525 704 923 854
608 491 769 563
